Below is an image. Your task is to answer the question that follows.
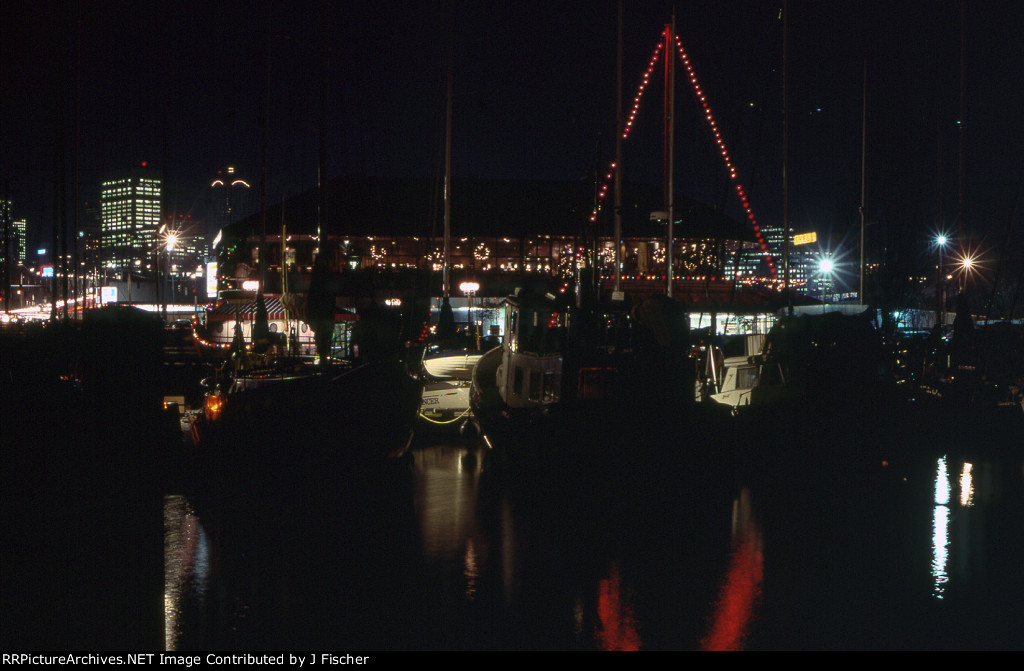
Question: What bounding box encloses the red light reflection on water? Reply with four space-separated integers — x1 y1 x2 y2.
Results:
700 488 764 651
596 561 642 651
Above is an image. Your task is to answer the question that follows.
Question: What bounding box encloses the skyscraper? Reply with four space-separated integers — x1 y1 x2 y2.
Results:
100 170 162 273
0 200 26 264
1 200 10 264
12 219 26 262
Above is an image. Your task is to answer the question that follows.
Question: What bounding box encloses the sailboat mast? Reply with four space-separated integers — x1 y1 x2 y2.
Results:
859 61 866 305
258 10 270 294
318 19 329 249
782 0 791 314
613 0 623 297
664 15 675 298
443 36 453 301
957 0 966 243
281 210 288 333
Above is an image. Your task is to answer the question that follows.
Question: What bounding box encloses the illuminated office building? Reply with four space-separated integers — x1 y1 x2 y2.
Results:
0 201 26 265
12 219 26 262
100 171 162 272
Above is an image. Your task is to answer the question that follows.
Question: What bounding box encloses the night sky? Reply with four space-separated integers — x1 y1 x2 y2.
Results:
3 1 1022 287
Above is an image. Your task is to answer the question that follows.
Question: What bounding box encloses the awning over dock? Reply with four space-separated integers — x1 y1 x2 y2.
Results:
207 295 357 322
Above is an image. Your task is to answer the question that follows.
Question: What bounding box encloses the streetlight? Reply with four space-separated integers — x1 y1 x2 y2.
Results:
459 281 479 339
817 256 835 304
935 234 949 328
165 232 177 319
157 224 178 320
957 253 977 292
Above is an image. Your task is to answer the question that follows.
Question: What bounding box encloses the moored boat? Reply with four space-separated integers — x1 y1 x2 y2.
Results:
418 345 483 429
735 306 895 415
186 303 426 490
469 288 570 442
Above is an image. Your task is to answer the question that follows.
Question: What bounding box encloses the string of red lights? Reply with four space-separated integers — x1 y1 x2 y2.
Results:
590 28 779 281
674 35 777 279
589 39 662 226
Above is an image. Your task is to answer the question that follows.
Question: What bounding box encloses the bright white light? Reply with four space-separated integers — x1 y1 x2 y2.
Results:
932 455 951 599
932 505 950 599
934 455 949 505
818 258 834 274
959 463 974 507
459 282 480 294
936 235 947 247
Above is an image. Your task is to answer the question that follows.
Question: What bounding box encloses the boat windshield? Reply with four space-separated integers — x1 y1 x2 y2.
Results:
519 308 567 356
735 365 759 390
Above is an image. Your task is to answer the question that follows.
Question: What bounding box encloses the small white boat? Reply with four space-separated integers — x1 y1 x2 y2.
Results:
708 355 761 411
419 379 472 422
700 334 766 413
418 347 484 428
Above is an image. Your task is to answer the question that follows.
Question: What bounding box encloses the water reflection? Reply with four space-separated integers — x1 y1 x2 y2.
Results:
701 487 763 651
926 447 1024 634
163 495 210 651
932 456 951 598
412 445 487 603
157 420 1023 650
931 454 998 601
596 561 641 651
959 462 975 508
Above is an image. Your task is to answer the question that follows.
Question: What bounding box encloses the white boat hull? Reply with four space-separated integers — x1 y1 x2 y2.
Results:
423 350 483 381
419 380 472 424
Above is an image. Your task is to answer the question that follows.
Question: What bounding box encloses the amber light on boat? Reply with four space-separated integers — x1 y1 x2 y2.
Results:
204 394 226 422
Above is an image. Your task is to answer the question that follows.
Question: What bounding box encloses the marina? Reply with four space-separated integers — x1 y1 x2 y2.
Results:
2 299 1023 651
3 0 1024 654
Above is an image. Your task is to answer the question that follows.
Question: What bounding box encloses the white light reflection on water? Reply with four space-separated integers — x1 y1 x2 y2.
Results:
959 462 974 508
935 456 950 506
163 495 210 651
932 456 951 599
464 539 479 601
412 445 486 601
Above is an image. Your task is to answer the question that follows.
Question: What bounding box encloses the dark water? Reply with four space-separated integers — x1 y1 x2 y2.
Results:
5 319 1021 651
163 407 1024 651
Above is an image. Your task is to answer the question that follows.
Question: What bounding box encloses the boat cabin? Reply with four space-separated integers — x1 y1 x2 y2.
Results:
495 290 570 409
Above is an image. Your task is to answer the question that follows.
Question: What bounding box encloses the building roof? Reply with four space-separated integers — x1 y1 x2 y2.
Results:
223 174 756 243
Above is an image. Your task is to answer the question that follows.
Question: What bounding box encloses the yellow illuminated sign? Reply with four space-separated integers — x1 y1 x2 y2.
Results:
793 232 817 246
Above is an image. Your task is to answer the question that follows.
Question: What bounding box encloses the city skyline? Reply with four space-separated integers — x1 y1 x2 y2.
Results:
2 2 1022 295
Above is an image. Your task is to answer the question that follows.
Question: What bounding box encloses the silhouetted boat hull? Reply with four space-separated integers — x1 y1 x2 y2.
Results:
190 359 422 488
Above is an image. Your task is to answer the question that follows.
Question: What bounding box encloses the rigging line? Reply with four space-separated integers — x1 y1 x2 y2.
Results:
589 35 663 224
427 25 450 243
716 0 768 214
983 161 1024 321
673 35 777 280
734 1 781 237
